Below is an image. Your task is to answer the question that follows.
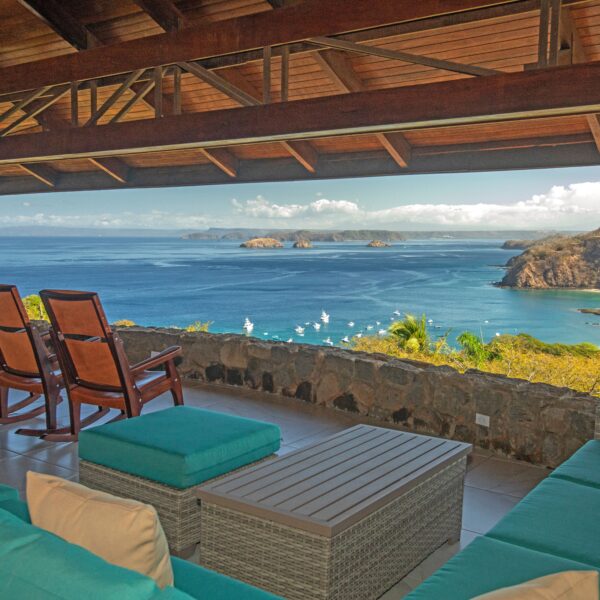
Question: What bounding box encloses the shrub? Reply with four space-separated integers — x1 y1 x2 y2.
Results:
185 321 212 333
352 320 600 397
22 294 48 321
113 319 137 327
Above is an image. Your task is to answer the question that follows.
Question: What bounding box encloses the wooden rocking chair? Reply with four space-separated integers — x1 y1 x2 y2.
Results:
0 284 64 436
39 289 184 442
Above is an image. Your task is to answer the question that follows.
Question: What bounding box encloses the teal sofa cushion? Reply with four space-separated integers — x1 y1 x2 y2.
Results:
551 440 600 489
0 498 30 522
404 536 600 600
0 510 160 599
0 483 18 501
171 557 283 600
79 406 281 489
487 477 600 567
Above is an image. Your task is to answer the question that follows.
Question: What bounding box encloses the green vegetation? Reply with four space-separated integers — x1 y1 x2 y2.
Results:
22 294 48 321
353 314 600 397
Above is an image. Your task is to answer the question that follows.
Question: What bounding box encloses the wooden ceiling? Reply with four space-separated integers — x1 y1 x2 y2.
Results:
1 0 600 194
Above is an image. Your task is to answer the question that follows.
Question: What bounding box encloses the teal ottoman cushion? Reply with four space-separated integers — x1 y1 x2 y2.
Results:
79 406 281 488
404 536 600 600
551 440 600 489
171 557 283 600
487 477 600 567
0 498 30 523
0 510 160 599
0 483 18 502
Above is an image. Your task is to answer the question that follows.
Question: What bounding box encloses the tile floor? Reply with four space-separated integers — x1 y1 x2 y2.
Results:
0 382 550 599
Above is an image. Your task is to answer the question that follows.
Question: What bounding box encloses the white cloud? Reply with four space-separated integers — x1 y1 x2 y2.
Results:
0 210 211 230
232 182 600 229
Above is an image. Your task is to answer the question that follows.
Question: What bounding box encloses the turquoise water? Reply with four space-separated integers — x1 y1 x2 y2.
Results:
1 236 599 347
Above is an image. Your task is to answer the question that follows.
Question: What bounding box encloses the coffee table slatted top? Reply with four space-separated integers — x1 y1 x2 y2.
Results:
198 425 471 537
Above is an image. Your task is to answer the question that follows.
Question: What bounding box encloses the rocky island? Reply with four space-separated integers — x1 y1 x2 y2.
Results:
579 308 600 316
293 239 312 248
499 228 600 289
367 240 390 248
240 237 284 249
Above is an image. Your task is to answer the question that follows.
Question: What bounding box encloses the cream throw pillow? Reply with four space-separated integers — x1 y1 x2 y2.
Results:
26 471 173 589
473 571 598 599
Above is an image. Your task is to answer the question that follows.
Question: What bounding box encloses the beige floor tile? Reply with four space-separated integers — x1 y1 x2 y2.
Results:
465 456 549 498
462 486 520 534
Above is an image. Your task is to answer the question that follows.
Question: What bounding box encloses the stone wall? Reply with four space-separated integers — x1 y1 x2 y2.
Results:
118 327 599 468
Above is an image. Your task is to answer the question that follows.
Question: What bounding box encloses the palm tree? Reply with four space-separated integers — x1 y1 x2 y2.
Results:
389 314 429 353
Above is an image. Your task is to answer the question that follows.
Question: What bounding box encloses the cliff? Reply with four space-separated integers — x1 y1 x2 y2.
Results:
240 237 284 249
500 228 600 289
367 240 390 247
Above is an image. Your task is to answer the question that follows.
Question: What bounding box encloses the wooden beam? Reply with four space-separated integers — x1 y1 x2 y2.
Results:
110 80 156 123
280 141 318 172
178 62 260 107
86 70 145 126
263 47 272 104
280 46 290 102
2 62 600 164
1 85 70 137
18 163 58 187
314 49 411 167
309 36 499 77
199 148 239 177
2 142 599 196
87 157 130 183
0 0 542 96
133 0 186 32
16 0 99 50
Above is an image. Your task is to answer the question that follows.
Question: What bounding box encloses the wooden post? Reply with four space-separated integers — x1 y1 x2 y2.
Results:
70 81 79 126
154 66 163 118
263 46 272 104
280 45 289 102
538 0 550 66
90 80 97 117
549 0 562 65
173 65 181 115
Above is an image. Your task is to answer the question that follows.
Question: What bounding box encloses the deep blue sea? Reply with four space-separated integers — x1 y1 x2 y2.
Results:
2 236 599 347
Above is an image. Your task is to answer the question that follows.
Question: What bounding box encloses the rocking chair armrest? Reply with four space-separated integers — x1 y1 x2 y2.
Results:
130 346 182 374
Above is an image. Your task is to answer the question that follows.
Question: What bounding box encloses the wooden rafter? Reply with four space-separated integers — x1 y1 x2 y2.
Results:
1 85 70 137
87 158 130 184
185 60 319 173
313 49 411 167
18 163 58 187
310 37 499 77
133 0 186 32
16 0 100 50
2 61 600 165
2 142 599 197
0 0 546 97
199 148 239 178
560 7 600 153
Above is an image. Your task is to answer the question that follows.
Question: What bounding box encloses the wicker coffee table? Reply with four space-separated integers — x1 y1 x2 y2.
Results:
197 424 471 600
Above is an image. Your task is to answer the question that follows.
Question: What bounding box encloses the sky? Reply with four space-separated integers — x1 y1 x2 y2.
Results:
2 165 600 231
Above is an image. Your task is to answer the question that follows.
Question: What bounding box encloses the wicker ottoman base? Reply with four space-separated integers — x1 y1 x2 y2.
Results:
79 458 272 553
200 457 466 600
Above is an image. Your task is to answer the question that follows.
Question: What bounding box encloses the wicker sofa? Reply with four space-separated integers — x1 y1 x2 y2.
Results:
405 440 600 598
0 484 281 600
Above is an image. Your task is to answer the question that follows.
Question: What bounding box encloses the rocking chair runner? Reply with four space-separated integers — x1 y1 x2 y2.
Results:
40 289 184 442
0 284 63 435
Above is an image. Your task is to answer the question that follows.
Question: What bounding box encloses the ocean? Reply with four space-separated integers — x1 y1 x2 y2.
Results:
2 236 599 347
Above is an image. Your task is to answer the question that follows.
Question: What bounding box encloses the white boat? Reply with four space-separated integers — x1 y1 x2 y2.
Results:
428 319 434 324
341 336 350 343
295 325 305 334
286 338 293 343
356 333 363 338
313 322 321 331
376 321 381 326
320 310 330 324
323 337 333 346
366 324 374 330
378 329 387 336
348 321 355 327
243 318 254 334
393 309 401 316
